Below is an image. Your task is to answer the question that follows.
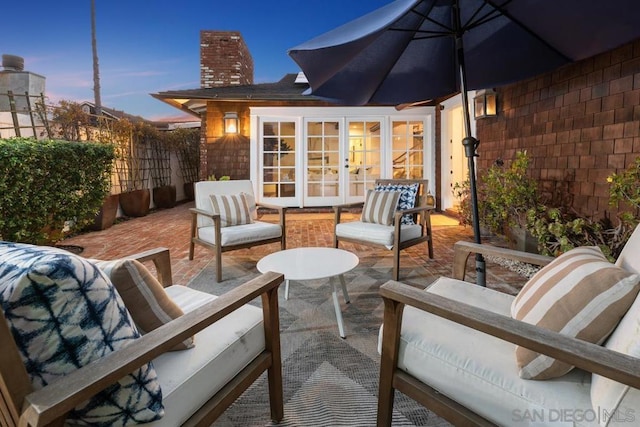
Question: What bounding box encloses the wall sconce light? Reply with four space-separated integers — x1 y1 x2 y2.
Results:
223 112 239 134
473 89 497 119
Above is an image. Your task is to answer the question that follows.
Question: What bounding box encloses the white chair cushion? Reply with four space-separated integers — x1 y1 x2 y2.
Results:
380 278 596 426
591 291 640 427
615 223 640 274
147 285 265 427
336 221 422 248
198 221 282 247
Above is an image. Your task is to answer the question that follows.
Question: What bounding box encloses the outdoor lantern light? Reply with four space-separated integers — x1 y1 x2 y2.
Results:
223 112 239 134
473 89 497 119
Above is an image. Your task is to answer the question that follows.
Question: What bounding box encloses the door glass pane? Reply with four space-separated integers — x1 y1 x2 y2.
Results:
307 121 339 197
262 121 296 197
348 121 381 196
392 120 424 179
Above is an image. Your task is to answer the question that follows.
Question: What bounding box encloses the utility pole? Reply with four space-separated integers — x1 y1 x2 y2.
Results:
91 0 102 117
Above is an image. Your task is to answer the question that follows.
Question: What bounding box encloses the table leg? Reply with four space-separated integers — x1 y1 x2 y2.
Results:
331 276 346 339
284 279 290 300
339 274 350 304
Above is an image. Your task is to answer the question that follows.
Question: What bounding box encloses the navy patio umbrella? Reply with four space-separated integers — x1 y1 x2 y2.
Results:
288 0 640 286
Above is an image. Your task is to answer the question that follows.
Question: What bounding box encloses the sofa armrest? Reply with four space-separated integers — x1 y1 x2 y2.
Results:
123 247 173 287
19 271 284 427
452 241 554 280
379 280 640 390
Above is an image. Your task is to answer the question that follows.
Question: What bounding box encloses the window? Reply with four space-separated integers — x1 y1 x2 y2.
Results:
306 121 340 197
392 121 424 179
262 121 296 197
348 121 381 196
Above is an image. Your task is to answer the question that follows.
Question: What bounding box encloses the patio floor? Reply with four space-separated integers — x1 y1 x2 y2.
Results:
61 201 530 295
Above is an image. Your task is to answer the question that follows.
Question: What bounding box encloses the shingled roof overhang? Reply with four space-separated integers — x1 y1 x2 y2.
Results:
151 73 334 117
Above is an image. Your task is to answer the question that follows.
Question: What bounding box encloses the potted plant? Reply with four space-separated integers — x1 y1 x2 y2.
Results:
452 151 540 251
478 151 539 252
150 129 176 209
170 128 200 200
112 119 151 217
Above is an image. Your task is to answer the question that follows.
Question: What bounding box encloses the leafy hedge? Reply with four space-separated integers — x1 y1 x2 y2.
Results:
0 138 115 244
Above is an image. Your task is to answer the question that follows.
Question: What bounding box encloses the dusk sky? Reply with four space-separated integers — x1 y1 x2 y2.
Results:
2 0 391 121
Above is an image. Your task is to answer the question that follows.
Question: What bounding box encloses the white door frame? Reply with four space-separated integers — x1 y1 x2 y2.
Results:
250 106 435 207
439 93 477 211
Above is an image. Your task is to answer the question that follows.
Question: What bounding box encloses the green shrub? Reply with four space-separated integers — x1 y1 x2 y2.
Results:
452 151 539 235
525 207 636 261
0 137 115 244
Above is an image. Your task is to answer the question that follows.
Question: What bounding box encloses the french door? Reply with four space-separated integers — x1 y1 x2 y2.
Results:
302 119 383 206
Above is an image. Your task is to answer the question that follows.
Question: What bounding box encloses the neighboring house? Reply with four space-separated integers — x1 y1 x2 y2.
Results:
153 31 640 219
153 31 444 209
0 54 47 139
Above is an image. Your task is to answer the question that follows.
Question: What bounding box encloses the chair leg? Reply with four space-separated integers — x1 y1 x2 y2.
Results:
392 248 400 281
262 285 284 422
426 214 434 259
188 240 195 260
377 297 404 427
215 247 222 283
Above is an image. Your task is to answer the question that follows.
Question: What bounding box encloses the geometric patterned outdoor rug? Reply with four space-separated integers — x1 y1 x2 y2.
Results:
187 251 452 427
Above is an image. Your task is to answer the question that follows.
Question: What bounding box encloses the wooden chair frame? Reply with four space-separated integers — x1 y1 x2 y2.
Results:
0 248 284 427
189 202 287 282
376 243 640 426
334 179 434 281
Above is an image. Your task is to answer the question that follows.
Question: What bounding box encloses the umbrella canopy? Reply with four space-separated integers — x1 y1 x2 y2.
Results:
288 0 640 285
288 0 640 106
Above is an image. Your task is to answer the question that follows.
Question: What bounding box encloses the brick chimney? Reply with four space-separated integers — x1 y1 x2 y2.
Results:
200 31 254 88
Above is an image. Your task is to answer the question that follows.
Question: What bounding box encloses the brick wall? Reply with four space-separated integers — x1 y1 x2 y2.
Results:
476 40 640 219
200 30 254 88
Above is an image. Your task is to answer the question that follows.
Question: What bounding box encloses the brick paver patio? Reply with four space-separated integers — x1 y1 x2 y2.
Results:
61 202 529 294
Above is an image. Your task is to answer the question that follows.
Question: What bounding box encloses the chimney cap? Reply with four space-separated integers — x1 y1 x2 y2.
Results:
2 54 25 71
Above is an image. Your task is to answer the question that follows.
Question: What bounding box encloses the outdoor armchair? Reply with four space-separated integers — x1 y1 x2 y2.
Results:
189 180 287 282
0 243 284 427
377 225 640 426
333 179 434 281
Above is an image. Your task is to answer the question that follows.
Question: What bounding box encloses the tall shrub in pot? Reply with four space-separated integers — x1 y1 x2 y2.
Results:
112 119 151 217
148 126 176 209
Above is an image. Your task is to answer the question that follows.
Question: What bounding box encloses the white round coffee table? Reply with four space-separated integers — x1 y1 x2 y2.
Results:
257 247 359 338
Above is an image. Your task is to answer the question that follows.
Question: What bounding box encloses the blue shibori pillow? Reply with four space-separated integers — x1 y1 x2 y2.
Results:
374 183 420 225
0 241 164 425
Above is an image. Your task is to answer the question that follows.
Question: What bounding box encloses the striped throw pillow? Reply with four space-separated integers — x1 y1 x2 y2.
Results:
209 193 254 227
361 189 400 226
94 258 194 351
511 246 640 380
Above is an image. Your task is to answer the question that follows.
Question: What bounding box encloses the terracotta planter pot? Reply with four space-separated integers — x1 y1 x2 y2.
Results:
119 189 150 217
87 194 120 231
183 182 195 201
153 185 177 209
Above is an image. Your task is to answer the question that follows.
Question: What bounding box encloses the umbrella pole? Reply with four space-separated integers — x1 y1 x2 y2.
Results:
455 5 486 287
